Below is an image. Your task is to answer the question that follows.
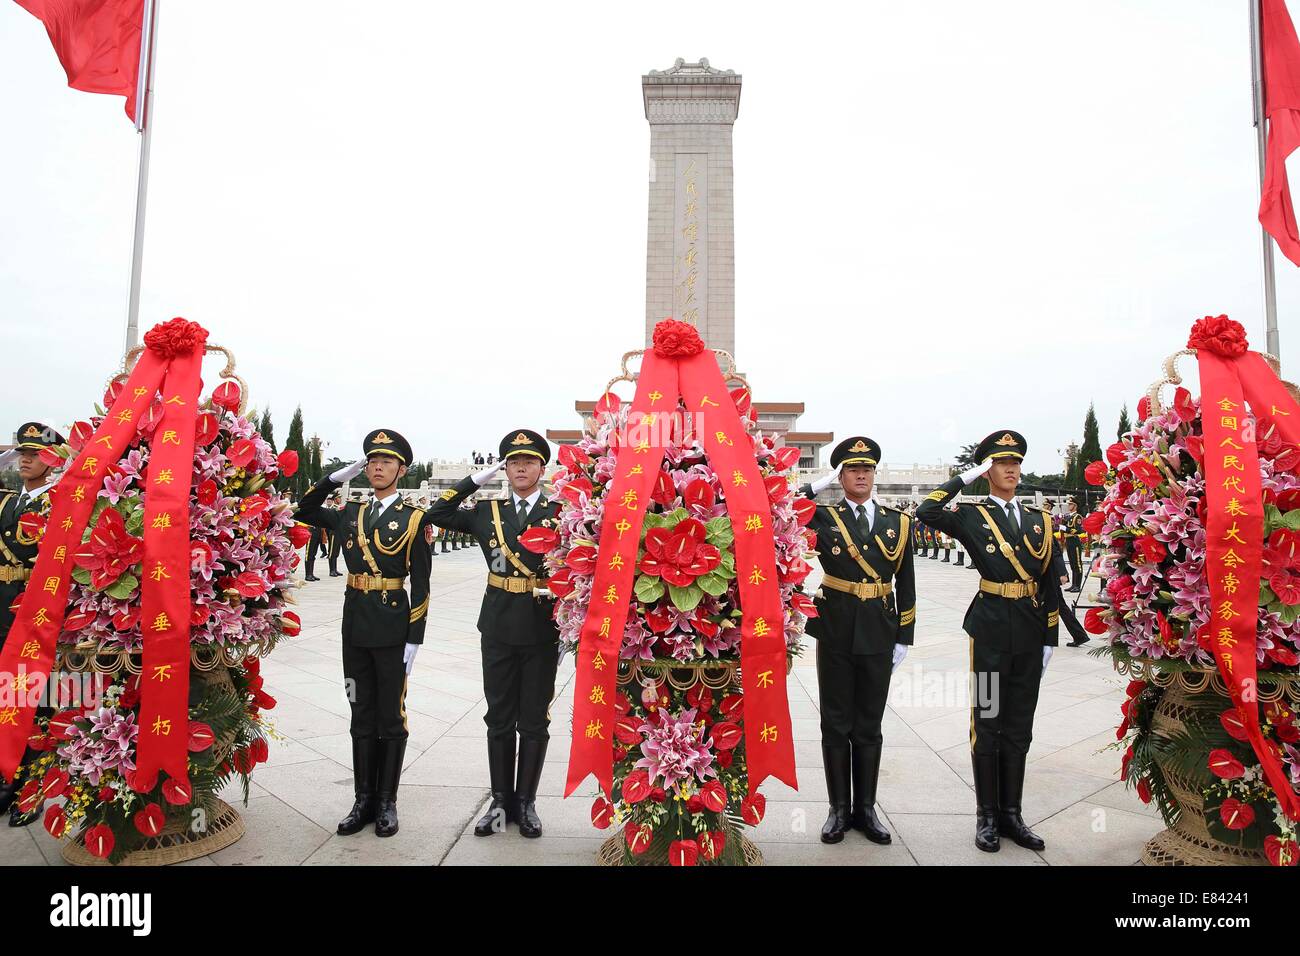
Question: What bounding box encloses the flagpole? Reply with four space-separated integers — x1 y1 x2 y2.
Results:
123 0 159 357
1252 0 1282 357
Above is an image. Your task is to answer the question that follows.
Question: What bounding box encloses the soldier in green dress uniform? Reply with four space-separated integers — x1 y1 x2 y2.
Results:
917 429 1060 853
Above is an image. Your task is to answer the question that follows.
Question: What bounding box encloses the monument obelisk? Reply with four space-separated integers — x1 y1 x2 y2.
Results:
642 57 739 359
548 58 830 471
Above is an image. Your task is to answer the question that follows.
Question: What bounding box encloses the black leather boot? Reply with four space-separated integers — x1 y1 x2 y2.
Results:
956 552 965 566
820 745 852 844
337 737 378 835
998 750 1045 850
515 737 547 838
850 743 891 844
972 752 1001 852
474 735 516 836
373 738 406 838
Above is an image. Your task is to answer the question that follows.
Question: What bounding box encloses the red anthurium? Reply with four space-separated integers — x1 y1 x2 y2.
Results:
102 379 124 408
669 838 700 867
557 443 591 473
1218 797 1255 831
1082 510 1105 536
740 793 766 825
1267 645 1300 668
711 721 743 751
651 470 676 507
38 446 64 468
764 475 791 502
40 767 69 800
565 545 597 574
197 478 219 507
699 779 727 813
48 710 82 740
683 478 716 511
694 617 720 637
591 796 614 829
614 693 633 715
1207 749 1245 780
211 381 241 412
614 715 643 745
1083 606 1108 635
1128 459 1163 489
685 683 713 713
1269 528 1300 564
84 824 115 859
17 511 46 544
1270 571 1300 605
228 438 257 469
638 519 719 587
1276 444 1300 472
791 591 819 618
190 603 212 627
780 557 813 586
718 694 743 720
67 420 94 452
276 449 299 477
133 803 166 837
187 721 216 752
43 805 67 839
1132 536 1166 564
621 770 651 804
233 571 268 598
1084 461 1109 486
63 610 96 632
518 526 559 554
547 568 575 598
1184 435 1204 463
73 507 145 590
280 610 301 638
558 476 594 507
771 445 801 472
287 523 311 548
624 821 653 855
791 496 816 527
1136 777 1152 804
162 775 194 805
112 605 140 632
1265 835 1299 866
644 606 672 633
594 391 621 417
699 829 727 861
730 386 752 417
248 737 269 764
194 412 219 446
1172 386 1197 422
1105 442 1127 467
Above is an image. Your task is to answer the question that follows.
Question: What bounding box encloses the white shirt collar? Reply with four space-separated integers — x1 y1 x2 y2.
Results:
512 488 542 511
842 497 876 525
370 491 401 514
18 481 55 503
988 495 1019 516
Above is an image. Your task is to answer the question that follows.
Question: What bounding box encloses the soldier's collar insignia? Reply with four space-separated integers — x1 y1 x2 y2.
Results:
995 433 1018 446
511 432 531 445
849 439 870 452
372 432 394 444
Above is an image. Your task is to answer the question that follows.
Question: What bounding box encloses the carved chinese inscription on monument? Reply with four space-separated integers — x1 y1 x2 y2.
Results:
674 154 708 331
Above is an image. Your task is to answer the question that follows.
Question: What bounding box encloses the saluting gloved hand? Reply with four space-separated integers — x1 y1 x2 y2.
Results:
958 457 994 486
330 460 367 483
891 643 908 673
809 462 843 495
404 643 419 675
1042 646 1053 677
471 458 505 486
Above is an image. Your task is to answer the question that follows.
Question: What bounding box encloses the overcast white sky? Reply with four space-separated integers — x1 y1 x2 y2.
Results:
3 0 1298 475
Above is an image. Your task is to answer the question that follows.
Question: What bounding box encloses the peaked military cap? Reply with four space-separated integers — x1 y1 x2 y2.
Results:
974 429 1027 463
830 435 881 468
363 428 413 464
500 429 550 465
14 421 65 451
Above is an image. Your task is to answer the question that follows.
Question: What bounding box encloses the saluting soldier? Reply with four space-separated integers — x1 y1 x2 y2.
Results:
296 429 431 838
1062 497 1085 593
428 429 560 839
801 437 916 845
917 430 1059 853
0 422 64 825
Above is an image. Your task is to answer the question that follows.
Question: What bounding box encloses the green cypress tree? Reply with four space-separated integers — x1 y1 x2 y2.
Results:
259 408 276 452
284 407 307 499
1117 404 1131 440
1080 403 1103 474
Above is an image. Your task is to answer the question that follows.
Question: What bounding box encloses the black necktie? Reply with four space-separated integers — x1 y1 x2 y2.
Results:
16 492 29 513
516 499 529 525
855 503 871 538
367 500 385 532
1004 502 1020 534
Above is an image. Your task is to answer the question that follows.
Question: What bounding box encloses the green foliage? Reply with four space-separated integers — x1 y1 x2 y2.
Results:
1117 404 1131 440
1079 402 1103 470
258 408 276 453
283 407 307 499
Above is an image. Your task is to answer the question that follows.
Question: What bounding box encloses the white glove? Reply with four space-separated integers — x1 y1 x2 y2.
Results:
1042 646 1053 676
471 458 505 486
403 643 419 675
330 460 366 483
810 462 843 495
958 457 994 486
891 643 908 673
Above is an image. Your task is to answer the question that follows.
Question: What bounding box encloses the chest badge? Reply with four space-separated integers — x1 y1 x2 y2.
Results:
346 539 354 549
986 544 996 553
388 520 400 531
1032 524 1041 534
885 529 896 539
489 538 498 548
831 545 842 555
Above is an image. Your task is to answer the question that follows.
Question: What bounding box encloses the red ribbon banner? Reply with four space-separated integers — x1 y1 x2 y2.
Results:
1191 317 1300 821
564 324 797 797
0 319 207 791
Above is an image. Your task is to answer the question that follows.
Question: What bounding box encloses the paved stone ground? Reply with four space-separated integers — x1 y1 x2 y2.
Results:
4 548 1164 866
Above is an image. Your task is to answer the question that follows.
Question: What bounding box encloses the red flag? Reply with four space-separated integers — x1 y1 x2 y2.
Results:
14 0 145 123
1260 0 1300 266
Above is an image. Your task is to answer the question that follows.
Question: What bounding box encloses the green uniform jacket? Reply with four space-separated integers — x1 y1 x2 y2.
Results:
428 476 560 647
0 488 52 645
917 476 1060 652
296 477 432 647
800 488 916 655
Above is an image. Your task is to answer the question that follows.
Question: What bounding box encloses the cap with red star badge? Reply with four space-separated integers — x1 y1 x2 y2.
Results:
974 429 1027 462
14 421 65 451
499 429 550 465
830 435 880 468
363 428 413 464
